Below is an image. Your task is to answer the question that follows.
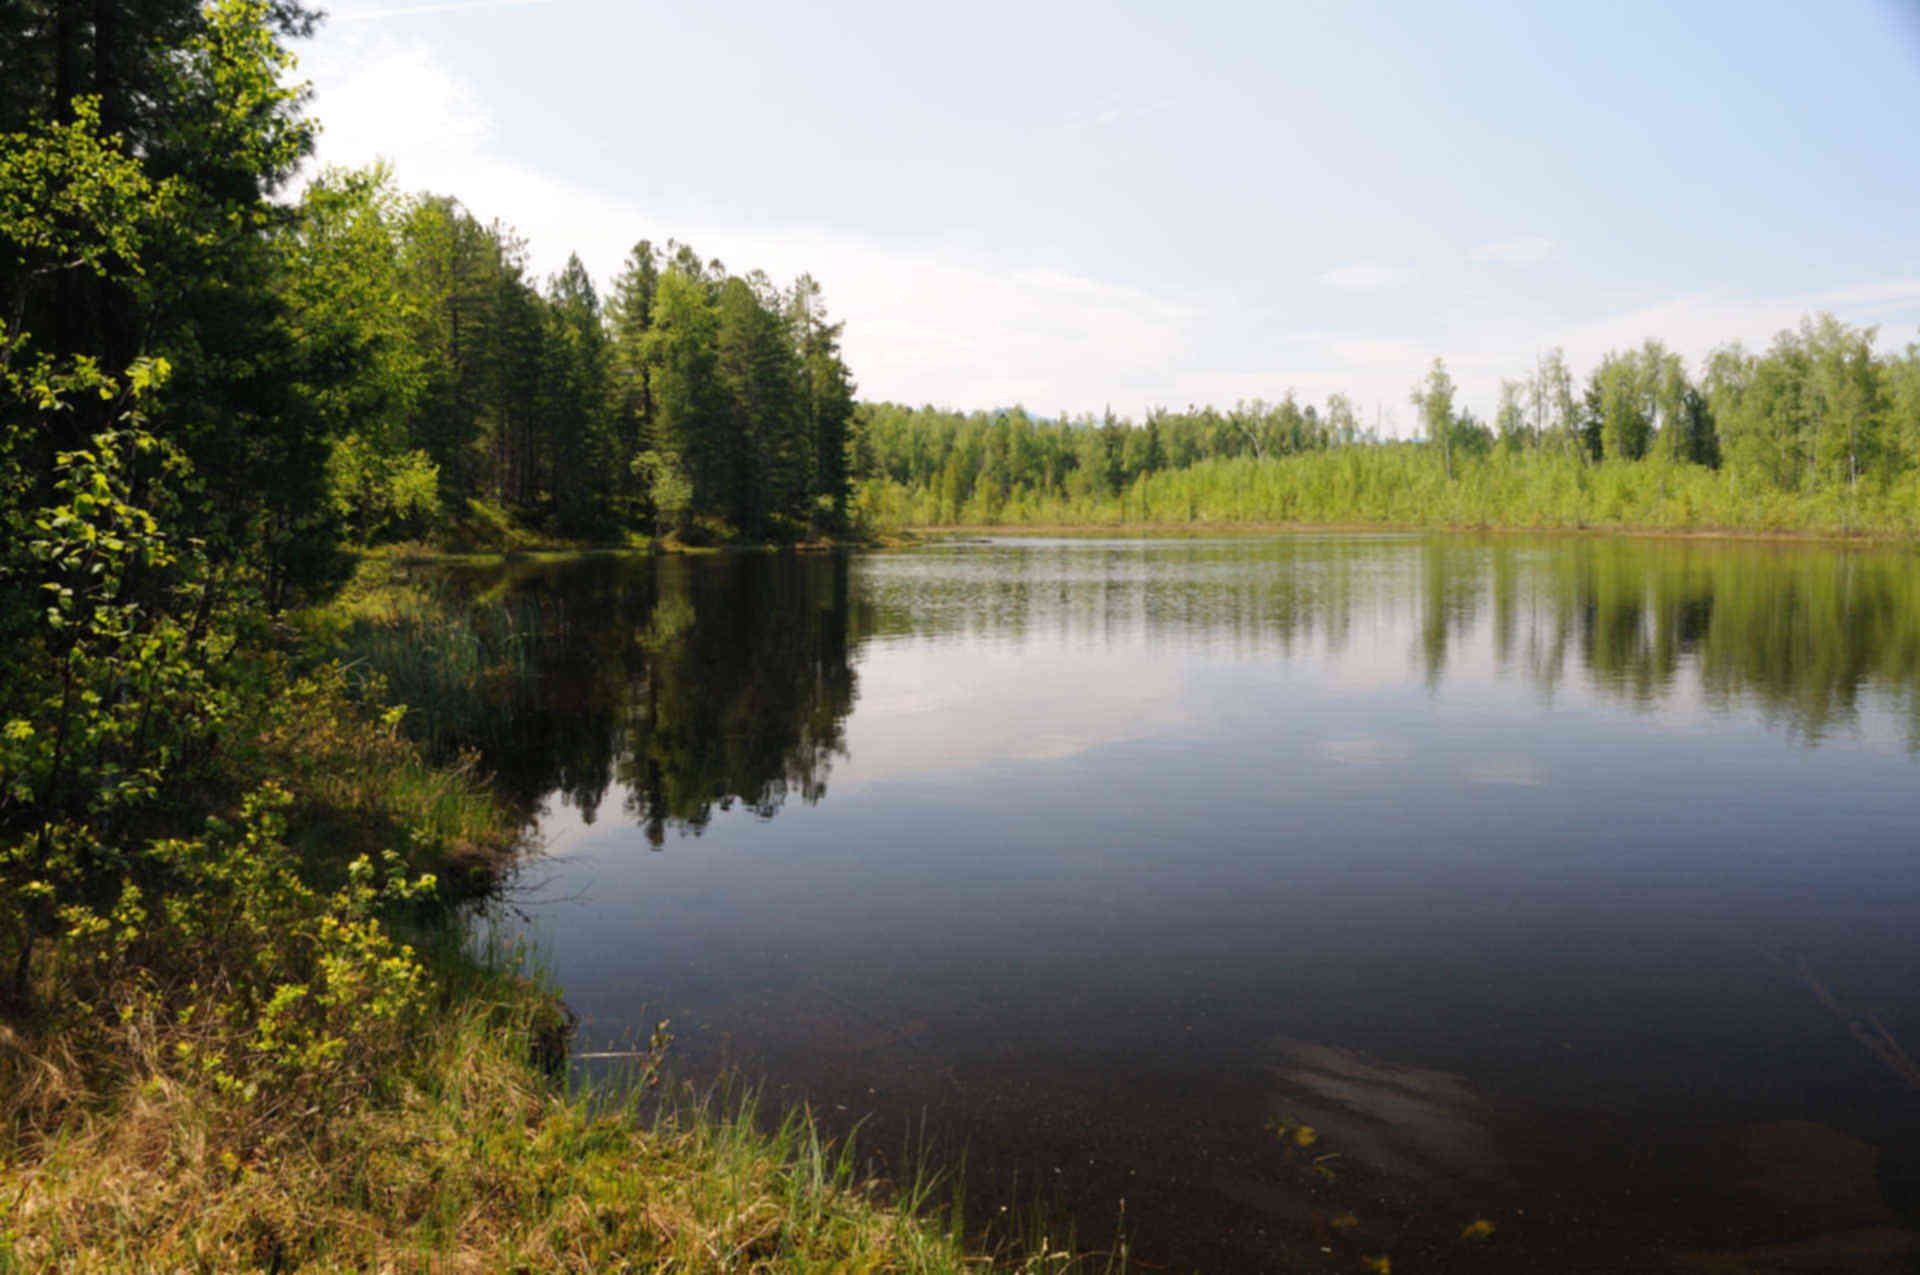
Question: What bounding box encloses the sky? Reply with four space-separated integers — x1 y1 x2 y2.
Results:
294 0 1920 433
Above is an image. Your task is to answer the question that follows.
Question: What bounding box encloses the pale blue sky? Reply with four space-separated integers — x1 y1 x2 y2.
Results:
299 0 1920 430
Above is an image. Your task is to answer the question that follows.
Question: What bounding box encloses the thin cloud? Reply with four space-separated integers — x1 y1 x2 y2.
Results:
307 43 491 159
1319 263 1401 291
1469 235 1554 266
1806 276 1920 313
1549 282 1920 371
333 0 556 22
1328 337 1427 368
1062 98 1175 133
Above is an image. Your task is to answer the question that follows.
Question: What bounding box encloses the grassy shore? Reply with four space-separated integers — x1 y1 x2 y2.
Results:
0 567 1106 1273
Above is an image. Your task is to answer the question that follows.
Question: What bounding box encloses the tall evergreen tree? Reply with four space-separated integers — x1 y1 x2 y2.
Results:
791 275 856 531
543 253 616 535
608 239 660 521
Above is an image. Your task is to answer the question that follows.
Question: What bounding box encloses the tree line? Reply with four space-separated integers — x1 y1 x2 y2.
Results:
856 317 1920 531
855 396 1371 523
1417 319 1918 487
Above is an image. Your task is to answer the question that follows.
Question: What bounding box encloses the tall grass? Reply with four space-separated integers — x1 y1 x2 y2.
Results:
2 945 1113 1272
310 561 559 764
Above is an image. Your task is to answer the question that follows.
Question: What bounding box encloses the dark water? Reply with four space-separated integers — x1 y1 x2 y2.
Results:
423 535 1920 1271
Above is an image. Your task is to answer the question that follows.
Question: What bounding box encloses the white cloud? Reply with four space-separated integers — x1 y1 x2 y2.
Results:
1327 336 1428 368
1156 272 1920 438
1319 263 1402 291
1061 98 1175 132
1152 334 1430 424
295 32 1920 431
307 42 491 163
1807 277 1920 313
300 33 1197 411
773 243 1196 410
1469 235 1554 266
837 641 1196 787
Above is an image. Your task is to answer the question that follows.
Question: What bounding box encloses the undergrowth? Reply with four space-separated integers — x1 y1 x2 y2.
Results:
0 413 1111 1272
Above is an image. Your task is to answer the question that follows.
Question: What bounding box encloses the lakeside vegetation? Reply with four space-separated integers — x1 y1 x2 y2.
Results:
0 2 1094 1270
853 324 1920 536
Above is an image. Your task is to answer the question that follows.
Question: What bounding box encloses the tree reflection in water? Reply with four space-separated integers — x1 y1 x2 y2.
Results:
349 537 1920 856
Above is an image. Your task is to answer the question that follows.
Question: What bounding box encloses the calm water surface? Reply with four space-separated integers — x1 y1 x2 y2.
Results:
435 535 1920 1270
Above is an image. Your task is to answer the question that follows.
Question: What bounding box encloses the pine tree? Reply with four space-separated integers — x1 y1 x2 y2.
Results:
543 253 616 535
791 275 856 532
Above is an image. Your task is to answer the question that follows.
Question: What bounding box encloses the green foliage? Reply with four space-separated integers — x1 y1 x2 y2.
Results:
0 96 178 298
0 8 1058 1270
1411 357 1460 477
854 394 1362 522
282 188 861 548
124 788 437 1119
326 432 442 542
859 441 1920 536
858 314 1920 538
0 361 238 1002
635 446 694 538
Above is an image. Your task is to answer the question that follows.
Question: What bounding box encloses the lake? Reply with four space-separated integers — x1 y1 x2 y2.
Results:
422 534 1920 1271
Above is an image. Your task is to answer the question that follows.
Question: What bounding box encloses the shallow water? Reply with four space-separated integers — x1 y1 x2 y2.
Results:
441 535 1920 1269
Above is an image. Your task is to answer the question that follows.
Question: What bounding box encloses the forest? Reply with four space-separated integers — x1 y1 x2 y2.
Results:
854 325 1920 533
299 177 859 549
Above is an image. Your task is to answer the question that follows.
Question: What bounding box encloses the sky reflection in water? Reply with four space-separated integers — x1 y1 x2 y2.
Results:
468 536 1920 1133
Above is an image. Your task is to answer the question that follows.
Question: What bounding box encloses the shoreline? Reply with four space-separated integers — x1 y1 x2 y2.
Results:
353 535 883 568
343 520 1919 570
895 520 1920 547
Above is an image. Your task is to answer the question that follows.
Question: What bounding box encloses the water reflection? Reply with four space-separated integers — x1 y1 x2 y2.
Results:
360 535 1920 1270
382 553 861 844
856 537 1920 747
375 537 1920 854
1490 539 1920 740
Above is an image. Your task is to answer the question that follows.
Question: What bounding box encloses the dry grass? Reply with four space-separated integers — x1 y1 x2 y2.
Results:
1 989 1110 1274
